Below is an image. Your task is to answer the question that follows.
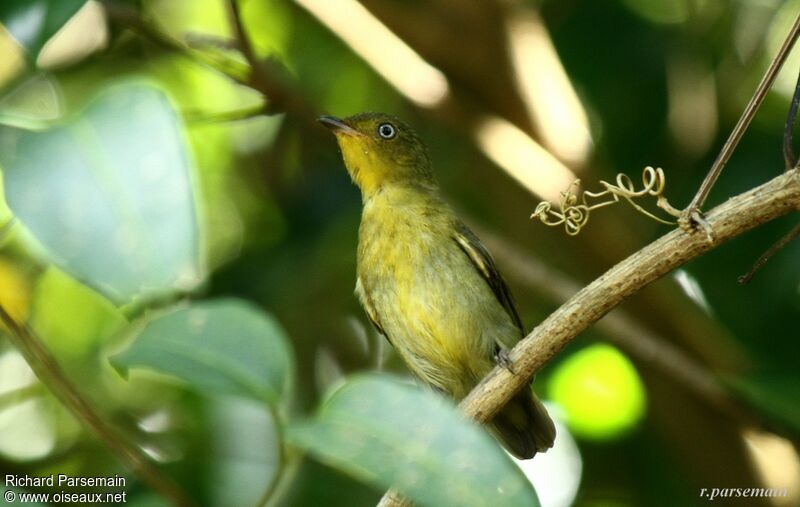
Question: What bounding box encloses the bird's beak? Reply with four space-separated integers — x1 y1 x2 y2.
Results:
318 115 363 137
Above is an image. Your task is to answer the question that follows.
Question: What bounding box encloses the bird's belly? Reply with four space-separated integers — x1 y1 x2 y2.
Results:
359 237 499 397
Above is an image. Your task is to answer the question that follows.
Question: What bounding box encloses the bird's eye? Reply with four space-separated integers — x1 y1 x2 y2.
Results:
377 123 396 139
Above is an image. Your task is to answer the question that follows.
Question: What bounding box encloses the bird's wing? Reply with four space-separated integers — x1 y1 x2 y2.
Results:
355 277 392 346
452 222 525 343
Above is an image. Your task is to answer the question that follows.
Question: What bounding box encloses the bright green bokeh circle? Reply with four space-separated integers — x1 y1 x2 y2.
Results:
548 344 646 440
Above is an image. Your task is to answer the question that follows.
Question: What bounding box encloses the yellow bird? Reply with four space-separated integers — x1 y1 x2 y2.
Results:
320 112 555 458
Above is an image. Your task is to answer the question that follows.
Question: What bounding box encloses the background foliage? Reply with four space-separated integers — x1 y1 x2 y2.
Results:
0 1 799 506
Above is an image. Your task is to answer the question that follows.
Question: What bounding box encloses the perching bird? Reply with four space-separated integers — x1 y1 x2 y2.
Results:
320 112 556 458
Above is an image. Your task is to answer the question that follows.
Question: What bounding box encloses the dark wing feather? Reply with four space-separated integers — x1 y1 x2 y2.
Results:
452 222 525 338
356 277 392 346
364 304 389 343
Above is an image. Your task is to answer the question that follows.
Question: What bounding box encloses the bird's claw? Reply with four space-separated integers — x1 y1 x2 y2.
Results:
495 349 515 374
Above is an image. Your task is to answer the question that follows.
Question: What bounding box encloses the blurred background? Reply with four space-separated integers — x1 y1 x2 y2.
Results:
1 0 799 506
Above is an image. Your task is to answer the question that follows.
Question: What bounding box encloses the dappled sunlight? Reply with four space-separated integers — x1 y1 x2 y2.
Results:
37 1 107 69
0 28 25 88
0 350 55 461
767 0 800 97
475 115 577 202
506 10 592 167
743 429 800 507
294 0 450 108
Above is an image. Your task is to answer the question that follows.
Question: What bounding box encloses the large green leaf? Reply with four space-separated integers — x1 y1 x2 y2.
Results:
205 397 283 506
287 374 540 507
0 0 88 58
112 299 293 404
0 82 201 302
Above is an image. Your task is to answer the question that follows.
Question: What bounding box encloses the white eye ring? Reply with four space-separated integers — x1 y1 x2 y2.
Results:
377 123 396 139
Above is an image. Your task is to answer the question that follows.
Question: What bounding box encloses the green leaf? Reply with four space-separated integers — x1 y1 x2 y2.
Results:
0 0 88 58
112 299 293 404
287 374 540 507
727 374 800 435
0 82 201 302
205 397 283 506
31 267 129 360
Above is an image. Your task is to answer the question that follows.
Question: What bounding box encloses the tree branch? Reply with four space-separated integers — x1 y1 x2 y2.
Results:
478 228 758 426
378 168 800 507
0 305 195 507
462 169 799 422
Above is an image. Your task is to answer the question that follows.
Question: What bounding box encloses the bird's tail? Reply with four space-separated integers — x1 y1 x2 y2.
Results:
490 387 556 460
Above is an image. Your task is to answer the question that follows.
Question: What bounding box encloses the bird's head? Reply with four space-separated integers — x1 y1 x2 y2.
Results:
320 112 435 196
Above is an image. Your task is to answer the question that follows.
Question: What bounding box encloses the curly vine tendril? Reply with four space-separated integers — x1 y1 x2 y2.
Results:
531 167 681 236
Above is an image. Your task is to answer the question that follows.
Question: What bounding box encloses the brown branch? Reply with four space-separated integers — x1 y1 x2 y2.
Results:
0 305 195 507
224 0 258 69
378 169 800 507
463 169 799 422
478 229 751 422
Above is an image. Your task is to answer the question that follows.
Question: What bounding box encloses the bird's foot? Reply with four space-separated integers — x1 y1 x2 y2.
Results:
494 349 515 374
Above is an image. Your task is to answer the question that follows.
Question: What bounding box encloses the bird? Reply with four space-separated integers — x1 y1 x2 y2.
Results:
320 112 556 459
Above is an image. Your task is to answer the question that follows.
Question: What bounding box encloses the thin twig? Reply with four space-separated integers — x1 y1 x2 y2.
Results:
104 0 312 118
377 169 800 507
225 0 258 69
683 13 800 225
103 2 250 85
183 102 268 124
738 222 800 284
222 0 312 116
0 304 195 507
0 383 42 410
183 33 238 51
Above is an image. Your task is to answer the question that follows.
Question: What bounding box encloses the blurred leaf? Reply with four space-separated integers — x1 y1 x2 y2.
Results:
112 299 293 404
548 343 646 440
0 351 81 461
0 256 32 327
0 0 87 58
0 82 201 302
0 75 63 130
287 374 540 507
727 375 800 435
205 397 282 506
31 267 128 360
